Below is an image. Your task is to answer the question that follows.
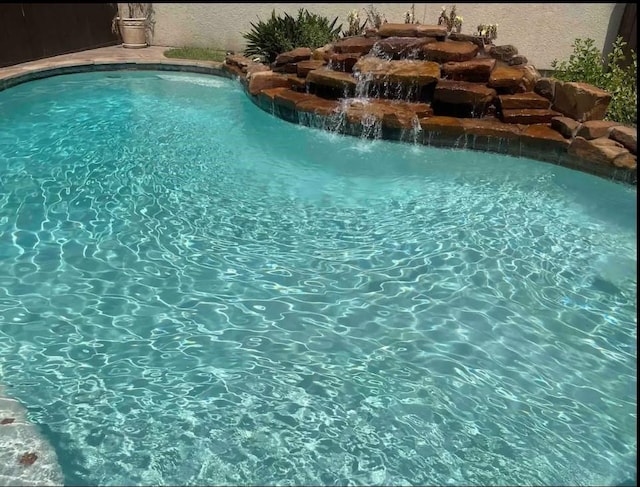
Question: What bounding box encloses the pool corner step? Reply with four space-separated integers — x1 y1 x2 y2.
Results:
0 392 64 486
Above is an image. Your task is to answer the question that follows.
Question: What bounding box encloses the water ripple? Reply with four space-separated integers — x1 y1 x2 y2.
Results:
0 71 636 486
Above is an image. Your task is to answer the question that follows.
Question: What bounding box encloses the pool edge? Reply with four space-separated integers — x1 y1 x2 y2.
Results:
0 59 636 186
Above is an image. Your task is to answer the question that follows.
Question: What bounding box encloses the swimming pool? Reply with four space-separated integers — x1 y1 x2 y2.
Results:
0 70 636 485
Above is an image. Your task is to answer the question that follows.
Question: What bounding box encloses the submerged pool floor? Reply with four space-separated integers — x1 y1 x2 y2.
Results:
0 71 636 485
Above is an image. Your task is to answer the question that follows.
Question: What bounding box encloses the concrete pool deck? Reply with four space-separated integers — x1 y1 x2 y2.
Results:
0 45 223 81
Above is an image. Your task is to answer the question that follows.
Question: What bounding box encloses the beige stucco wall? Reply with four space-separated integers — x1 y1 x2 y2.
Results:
148 3 625 69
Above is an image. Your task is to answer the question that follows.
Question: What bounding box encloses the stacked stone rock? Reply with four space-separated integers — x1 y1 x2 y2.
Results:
224 23 637 184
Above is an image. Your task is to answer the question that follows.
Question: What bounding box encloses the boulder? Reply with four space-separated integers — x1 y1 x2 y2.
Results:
534 77 557 101
332 36 377 55
441 58 496 82
274 47 312 66
568 136 632 166
612 152 637 169
551 116 581 139
609 126 637 154
552 81 612 121
575 120 620 139
312 44 334 61
508 55 528 66
489 45 518 62
421 41 479 63
514 64 541 92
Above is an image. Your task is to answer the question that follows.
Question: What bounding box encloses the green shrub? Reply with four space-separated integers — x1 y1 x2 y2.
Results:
243 9 342 63
551 37 637 126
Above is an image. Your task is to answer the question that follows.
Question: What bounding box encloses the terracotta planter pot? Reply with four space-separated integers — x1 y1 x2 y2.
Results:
118 17 148 48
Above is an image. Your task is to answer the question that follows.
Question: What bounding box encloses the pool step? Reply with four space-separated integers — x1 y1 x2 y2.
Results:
0 390 64 486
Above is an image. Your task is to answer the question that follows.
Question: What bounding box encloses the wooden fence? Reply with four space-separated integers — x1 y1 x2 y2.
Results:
0 3 119 68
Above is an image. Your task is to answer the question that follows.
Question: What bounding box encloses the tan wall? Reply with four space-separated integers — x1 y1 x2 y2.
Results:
148 3 625 69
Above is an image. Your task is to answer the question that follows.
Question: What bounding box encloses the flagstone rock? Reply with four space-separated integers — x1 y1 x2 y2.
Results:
576 120 620 139
296 97 340 116
372 37 435 59
498 92 551 110
274 48 312 66
306 69 357 91
296 60 327 77
569 136 632 166
488 66 526 91
230 33 636 184
434 80 497 110
521 124 570 152
420 116 466 137
460 118 523 139
421 40 479 63
442 58 496 82
248 71 291 95
333 36 377 55
552 81 612 121
448 32 485 49
551 116 581 139
609 125 637 154
353 58 440 86
273 90 316 110
501 108 562 124
328 53 361 72
415 25 448 38
286 75 307 91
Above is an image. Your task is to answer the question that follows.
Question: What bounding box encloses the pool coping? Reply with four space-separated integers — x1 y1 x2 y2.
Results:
0 48 636 186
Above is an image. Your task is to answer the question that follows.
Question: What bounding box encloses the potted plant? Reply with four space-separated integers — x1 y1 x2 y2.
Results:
112 3 153 48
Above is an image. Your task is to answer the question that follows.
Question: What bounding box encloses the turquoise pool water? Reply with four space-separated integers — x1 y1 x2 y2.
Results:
0 71 636 485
